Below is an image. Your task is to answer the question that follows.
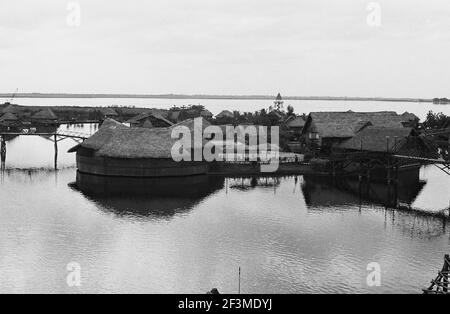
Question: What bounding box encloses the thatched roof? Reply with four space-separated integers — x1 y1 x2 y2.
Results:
1 104 19 114
68 119 128 153
171 117 211 133
286 116 305 128
304 111 407 139
96 128 183 159
216 110 234 119
200 109 213 118
402 111 420 121
97 107 118 116
31 108 57 120
69 118 203 158
0 112 18 121
338 127 414 152
126 111 173 126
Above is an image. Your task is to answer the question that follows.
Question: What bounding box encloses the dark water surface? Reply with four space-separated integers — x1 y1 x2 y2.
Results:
0 166 449 293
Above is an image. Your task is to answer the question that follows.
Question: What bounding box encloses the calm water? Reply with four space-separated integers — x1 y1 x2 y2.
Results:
0 99 449 294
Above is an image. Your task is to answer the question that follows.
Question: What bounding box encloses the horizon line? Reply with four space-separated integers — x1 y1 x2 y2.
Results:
0 92 435 103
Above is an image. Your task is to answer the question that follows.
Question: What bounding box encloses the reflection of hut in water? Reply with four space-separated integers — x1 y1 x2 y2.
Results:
227 176 282 191
71 172 224 218
301 176 450 236
68 119 208 177
301 175 426 210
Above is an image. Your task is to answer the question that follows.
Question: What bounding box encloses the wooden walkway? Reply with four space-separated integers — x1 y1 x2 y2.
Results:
0 130 90 140
423 255 450 294
0 130 90 170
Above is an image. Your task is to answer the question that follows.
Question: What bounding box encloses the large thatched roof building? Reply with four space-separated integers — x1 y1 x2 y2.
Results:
69 119 207 177
302 111 414 151
337 127 436 158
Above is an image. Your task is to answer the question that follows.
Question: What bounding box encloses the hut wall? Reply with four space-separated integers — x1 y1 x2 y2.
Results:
77 155 208 177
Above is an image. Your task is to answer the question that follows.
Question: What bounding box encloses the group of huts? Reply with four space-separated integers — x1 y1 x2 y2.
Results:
300 111 434 158
0 103 59 131
69 105 431 178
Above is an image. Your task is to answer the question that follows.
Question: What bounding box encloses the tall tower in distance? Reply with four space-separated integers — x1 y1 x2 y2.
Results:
274 93 284 111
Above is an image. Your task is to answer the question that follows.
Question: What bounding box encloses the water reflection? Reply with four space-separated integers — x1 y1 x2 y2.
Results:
302 176 426 209
301 175 450 236
71 172 225 219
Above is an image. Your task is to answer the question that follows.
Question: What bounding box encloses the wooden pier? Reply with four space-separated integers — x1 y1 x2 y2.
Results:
0 130 89 170
423 254 450 294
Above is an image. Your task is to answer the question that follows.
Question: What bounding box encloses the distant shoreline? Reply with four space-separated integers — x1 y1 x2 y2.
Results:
0 93 436 103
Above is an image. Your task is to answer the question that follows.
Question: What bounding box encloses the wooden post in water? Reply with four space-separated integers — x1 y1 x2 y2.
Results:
444 254 449 293
238 267 241 294
386 136 391 185
54 133 58 171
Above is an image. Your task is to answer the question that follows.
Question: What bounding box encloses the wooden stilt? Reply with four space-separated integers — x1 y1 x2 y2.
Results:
423 254 450 294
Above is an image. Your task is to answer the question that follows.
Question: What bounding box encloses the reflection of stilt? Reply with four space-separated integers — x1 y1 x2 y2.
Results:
358 180 362 212
1 135 6 171
54 133 58 171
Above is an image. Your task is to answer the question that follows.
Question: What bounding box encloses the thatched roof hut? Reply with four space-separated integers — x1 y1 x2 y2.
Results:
68 119 128 153
337 126 436 157
216 110 234 119
286 116 305 129
200 109 213 119
0 112 19 122
401 111 420 122
338 127 414 152
170 117 211 133
1 104 19 114
303 111 408 139
31 108 58 121
126 111 173 128
97 107 118 117
69 118 202 159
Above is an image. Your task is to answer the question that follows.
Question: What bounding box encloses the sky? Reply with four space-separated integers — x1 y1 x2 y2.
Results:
0 0 449 97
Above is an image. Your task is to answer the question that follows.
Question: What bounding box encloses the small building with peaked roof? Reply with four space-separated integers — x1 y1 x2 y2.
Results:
1 104 20 114
0 112 19 122
96 107 118 119
216 110 234 119
0 112 19 130
401 111 420 127
125 111 174 128
31 108 58 125
200 109 213 119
